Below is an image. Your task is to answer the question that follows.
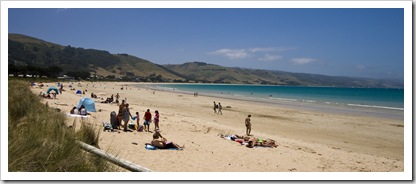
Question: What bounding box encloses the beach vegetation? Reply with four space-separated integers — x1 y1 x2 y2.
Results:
8 79 115 172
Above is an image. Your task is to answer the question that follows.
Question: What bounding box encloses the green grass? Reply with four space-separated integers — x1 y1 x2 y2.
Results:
8 79 115 172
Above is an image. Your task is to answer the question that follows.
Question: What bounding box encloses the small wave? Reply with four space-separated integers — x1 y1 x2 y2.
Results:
233 94 244 97
347 104 403 111
269 97 298 102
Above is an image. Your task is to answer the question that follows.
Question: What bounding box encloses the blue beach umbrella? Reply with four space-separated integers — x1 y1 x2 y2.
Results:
47 86 59 94
76 97 97 112
76 90 82 94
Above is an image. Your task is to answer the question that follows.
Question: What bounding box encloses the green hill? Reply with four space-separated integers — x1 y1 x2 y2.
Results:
8 33 184 82
164 62 403 88
8 33 403 88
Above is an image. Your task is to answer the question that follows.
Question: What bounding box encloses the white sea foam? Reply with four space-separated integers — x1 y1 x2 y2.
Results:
347 104 404 111
269 97 298 102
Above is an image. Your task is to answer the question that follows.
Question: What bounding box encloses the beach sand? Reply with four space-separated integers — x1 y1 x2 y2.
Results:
31 81 404 172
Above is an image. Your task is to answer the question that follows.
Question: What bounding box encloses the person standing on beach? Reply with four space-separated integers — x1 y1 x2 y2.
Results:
245 115 252 136
154 110 160 131
135 112 140 131
115 93 120 104
143 109 152 132
59 85 63 95
217 103 222 115
122 103 132 132
118 100 126 114
213 101 217 113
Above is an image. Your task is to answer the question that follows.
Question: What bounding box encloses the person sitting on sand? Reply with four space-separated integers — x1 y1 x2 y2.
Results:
151 134 184 150
245 114 252 136
70 107 77 114
153 128 164 139
79 105 87 116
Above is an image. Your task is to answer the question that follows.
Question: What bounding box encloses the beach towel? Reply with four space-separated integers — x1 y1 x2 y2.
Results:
66 113 89 118
144 144 179 150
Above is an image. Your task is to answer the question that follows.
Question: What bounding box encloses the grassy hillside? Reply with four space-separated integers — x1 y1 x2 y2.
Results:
164 62 403 88
8 34 184 82
8 33 403 88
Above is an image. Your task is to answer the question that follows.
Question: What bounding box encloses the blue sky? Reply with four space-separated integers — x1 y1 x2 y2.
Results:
8 8 404 80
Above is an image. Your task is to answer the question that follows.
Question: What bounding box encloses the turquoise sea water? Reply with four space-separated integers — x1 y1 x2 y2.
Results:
148 84 404 111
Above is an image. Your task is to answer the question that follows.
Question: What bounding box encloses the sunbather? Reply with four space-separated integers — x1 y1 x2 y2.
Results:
151 134 184 150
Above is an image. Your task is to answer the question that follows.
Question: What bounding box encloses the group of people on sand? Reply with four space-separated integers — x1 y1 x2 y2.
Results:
69 105 89 116
100 94 115 103
114 98 184 150
213 101 223 115
39 91 57 99
116 99 160 133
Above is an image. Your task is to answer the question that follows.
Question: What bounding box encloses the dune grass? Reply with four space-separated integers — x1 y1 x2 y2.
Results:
8 79 115 172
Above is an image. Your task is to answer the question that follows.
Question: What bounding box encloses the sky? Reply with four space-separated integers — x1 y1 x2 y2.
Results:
8 8 404 80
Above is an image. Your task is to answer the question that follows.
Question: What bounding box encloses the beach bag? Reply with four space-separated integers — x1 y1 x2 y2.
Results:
103 121 113 132
128 122 135 130
138 125 144 132
110 111 117 129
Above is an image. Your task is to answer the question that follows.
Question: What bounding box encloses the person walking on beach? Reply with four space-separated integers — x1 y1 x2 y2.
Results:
143 109 152 132
245 115 252 136
154 110 160 131
122 104 132 132
213 101 217 113
59 85 63 95
217 103 222 115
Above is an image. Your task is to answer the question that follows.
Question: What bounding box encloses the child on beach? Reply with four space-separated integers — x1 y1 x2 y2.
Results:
154 110 160 131
134 112 140 131
143 109 152 132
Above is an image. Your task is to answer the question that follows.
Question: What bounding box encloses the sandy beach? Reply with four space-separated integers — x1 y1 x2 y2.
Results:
30 81 404 172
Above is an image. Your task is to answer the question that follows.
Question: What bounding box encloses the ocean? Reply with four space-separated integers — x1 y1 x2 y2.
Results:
143 83 404 119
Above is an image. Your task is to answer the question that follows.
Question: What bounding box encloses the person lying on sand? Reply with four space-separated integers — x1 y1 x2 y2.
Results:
151 134 184 150
246 138 278 148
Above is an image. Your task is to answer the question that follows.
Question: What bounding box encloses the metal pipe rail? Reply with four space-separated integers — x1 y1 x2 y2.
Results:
77 141 152 172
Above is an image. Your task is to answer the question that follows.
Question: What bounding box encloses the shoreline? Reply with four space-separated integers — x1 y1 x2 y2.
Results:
138 83 404 121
